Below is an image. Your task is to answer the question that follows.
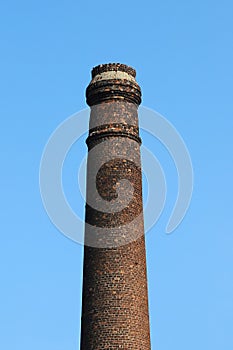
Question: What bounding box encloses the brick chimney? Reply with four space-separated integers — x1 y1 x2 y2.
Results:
80 63 151 349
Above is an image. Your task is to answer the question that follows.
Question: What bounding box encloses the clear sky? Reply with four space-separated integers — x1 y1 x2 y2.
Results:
1 0 233 349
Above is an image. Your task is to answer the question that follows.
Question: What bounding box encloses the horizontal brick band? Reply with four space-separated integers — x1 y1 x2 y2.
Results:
86 123 142 148
86 79 142 106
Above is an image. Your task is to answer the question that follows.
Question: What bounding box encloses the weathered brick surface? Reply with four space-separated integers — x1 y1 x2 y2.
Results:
80 64 151 349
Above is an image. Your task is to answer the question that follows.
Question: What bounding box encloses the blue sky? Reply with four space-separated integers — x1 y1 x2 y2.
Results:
1 0 233 349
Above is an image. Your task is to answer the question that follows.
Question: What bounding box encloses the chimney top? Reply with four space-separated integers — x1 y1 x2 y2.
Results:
91 63 136 79
86 63 141 106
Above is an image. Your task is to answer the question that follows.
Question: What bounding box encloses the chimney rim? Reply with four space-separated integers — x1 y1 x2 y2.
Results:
91 63 136 79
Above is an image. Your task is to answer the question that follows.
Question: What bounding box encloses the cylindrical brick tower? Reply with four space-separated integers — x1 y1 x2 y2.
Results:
80 63 151 349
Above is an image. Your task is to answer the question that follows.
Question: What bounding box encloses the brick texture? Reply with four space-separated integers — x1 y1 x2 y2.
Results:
80 64 151 349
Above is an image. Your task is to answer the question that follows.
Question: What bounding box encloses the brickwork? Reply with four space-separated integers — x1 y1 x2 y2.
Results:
80 64 151 349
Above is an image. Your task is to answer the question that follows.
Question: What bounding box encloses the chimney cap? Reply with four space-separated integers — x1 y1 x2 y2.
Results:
86 63 141 106
91 63 136 79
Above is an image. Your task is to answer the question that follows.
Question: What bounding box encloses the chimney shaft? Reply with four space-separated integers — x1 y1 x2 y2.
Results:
80 63 151 349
